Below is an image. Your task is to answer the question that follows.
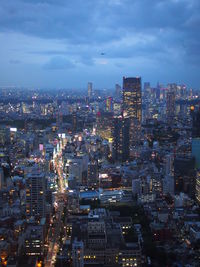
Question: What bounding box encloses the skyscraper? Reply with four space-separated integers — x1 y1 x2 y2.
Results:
112 116 130 162
26 171 46 218
122 77 142 146
191 107 200 138
166 91 175 124
105 96 113 112
87 160 98 186
196 171 200 204
191 107 200 202
88 82 93 99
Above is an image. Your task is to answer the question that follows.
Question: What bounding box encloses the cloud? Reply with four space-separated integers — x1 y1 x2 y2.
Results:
0 0 199 87
43 56 75 70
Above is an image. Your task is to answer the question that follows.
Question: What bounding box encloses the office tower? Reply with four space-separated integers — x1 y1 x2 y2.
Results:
122 77 142 146
87 160 98 186
191 108 200 168
56 111 63 128
88 82 93 99
163 176 174 196
192 139 200 168
87 221 106 249
65 154 89 185
191 108 200 138
196 171 200 204
96 111 113 140
112 116 130 162
72 112 77 133
26 171 46 218
0 126 10 146
163 154 175 196
24 222 45 257
165 154 174 176
174 156 196 198
166 91 175 124
72 239 84 267
191 108 200 205
105 96 113 112
0 167 4 189
156 82 161 100
180 84 187 99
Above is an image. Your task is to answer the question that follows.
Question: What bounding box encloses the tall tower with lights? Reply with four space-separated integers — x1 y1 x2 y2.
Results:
88 82 93 99
122 77 142 146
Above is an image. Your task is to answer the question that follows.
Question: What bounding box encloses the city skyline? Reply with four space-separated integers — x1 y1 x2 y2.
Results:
0 0 200 89
0 80 200 266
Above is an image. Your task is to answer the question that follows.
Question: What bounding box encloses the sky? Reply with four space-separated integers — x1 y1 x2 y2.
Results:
0 0 200 89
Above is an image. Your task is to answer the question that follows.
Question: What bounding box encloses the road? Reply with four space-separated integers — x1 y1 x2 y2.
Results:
45 141 66 267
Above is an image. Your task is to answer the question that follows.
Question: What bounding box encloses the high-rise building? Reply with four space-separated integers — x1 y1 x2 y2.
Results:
96 111 113 140
88 82 93 99
0 126 10 146
123 77 142 119
105 97 113 112
26 171 46 218
0 167 4 189
191 108 200 138
192 139 200 168
174 156 196 198
191 108 200 200
72 239 84 267
166 91 175 124
87 161 98 186
72 112 77 133
165 153 174 177
122 77 142 146
196 171 200 204
112 116 130 162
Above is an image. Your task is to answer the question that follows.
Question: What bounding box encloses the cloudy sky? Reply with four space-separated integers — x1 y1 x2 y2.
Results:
0 0 199 89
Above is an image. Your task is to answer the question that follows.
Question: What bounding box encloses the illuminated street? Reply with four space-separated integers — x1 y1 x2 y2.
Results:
45 140 66 267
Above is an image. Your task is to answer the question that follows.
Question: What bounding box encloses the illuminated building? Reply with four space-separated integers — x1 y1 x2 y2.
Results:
0 126 10 146
56 111 63 128
72 112 77 133
24 223 45 256
88 82 93 99
122 77 142 146
26 171 46 218
87 221 106 248
196 171 200 204
192 139 200 168
87 160 98 186
65 154 89 185
191 107 200 201
112 116 130 162
113 102 121 116
174 156 196 198
106 97 113 112
96 111 113 140
72 239 84 267
191 107 200 138
0 167 4 189
166 91 175 124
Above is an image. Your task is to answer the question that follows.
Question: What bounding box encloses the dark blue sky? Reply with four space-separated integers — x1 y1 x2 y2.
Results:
0 0 200 89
